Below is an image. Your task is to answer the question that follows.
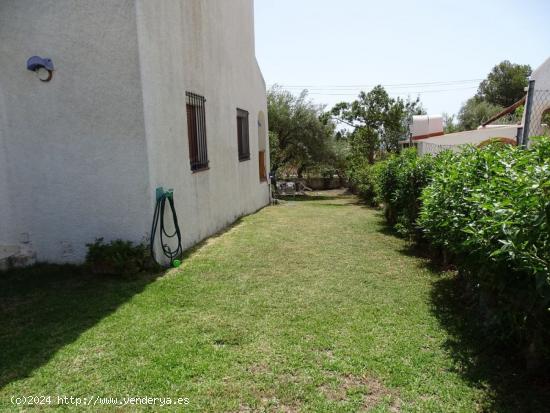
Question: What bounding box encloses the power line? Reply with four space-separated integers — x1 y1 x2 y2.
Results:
282 84 479 91
268 78 483 90
306 86 478 96
269 78 483 87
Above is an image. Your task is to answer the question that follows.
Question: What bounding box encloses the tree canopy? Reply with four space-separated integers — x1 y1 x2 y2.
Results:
331 86 425 164
267 86 335 177
476 60 531 107
447 60 531 131
457 97 504 131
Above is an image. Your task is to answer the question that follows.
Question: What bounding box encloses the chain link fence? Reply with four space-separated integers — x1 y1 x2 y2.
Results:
524 88 550 139
414 83 549 156
485 112 522 126
416 142 462 156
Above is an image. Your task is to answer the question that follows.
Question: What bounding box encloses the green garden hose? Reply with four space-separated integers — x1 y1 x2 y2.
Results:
150 189 183 267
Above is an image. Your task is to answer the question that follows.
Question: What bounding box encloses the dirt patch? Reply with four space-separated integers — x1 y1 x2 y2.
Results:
317 349 335 361
237 398 300 413
319 373 400 411
247 362 270 375
261 398 299 413
277 373 296 384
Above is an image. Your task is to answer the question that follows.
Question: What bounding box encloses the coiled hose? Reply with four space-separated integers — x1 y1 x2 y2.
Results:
150 190 183 267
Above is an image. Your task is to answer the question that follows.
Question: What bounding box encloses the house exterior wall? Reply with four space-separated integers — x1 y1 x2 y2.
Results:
0 92 14 246
136 0 270 257
0 0 269 264
525 57 550 139
0 0 151 262
531 57 550 90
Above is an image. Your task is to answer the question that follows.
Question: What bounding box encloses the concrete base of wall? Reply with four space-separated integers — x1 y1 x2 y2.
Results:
0 245 36 271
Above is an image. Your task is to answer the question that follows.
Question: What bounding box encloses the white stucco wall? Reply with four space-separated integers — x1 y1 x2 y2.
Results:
531 57 550 90
417 125 519 155
410 115 443 138
525 57 550 139
0 0 269 264
0 0 151 262
136 0 270 258
0 91 14 245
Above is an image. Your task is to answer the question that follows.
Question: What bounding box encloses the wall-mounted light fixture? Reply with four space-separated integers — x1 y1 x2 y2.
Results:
27 56 54 82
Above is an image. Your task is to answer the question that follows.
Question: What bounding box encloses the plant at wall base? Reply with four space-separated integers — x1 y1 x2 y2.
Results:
85 238 158 276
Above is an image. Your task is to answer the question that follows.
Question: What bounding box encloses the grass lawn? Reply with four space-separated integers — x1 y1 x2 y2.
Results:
1 192 548 412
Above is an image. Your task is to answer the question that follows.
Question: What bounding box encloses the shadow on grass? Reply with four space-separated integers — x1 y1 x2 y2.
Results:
431 276 550 412
276 194 346 202
374 217 550 412
181 217 244 259
0 213 256 390
0 264 164 389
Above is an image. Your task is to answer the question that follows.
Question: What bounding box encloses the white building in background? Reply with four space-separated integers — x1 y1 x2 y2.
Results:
0 0 270 265
416 125 520 155
523 56 550 139
415 57 550 156
410 115 444 140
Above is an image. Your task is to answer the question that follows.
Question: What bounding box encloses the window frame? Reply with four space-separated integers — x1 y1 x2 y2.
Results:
258 150 267 182
236 108 250 162
186 92 209 172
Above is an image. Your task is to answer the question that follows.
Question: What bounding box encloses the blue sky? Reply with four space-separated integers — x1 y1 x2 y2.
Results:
254 0 550 117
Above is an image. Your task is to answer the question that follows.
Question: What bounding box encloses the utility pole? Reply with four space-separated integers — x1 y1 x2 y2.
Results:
522 79 535 148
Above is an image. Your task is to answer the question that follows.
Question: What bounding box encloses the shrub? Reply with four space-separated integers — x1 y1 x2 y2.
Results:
347 140 550 364
85 238 157 275
419 138 550 362
376 148 435 237
348 160 385 206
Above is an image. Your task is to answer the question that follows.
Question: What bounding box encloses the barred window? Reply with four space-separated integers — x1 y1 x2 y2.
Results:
186 92 209 172
236 109 250 161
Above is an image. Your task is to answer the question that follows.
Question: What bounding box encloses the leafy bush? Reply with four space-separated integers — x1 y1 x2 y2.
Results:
85 238 157 275
419 138 550 361
348 159 385 206
349 139 550 365
376 148 435 237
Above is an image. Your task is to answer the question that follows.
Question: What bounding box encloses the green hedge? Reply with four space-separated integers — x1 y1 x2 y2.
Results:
418 138 550 360
350 149 434 237
352 138 550 364
347 159 385 206
376 148 435 237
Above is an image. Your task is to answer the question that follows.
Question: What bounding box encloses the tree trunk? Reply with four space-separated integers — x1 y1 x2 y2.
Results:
368 150 375 164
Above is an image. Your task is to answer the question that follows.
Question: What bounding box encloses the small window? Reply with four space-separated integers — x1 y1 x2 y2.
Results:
237 109 250 161
186 92 209 172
